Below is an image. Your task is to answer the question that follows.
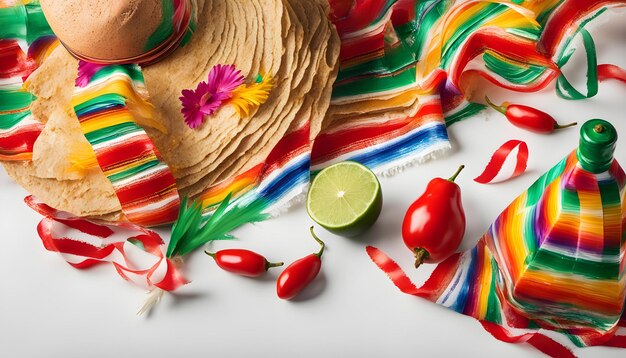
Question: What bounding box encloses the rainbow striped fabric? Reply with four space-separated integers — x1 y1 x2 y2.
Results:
2 0 625 230
313 0 622 172
0 0 57 161
368 150 626 351
71 63 180 226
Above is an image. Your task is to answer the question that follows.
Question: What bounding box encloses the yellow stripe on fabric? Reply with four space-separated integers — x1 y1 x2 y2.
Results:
477 249 493 319
578 189 604 240
71 76 144 107
79 110 135 134
505 195 529 280
103 153 159 178
481 4 539 31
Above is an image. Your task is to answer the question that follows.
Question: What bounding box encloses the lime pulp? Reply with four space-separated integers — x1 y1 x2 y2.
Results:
306 161 382 237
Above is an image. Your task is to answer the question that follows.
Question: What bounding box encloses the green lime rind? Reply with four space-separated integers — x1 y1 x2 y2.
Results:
306 161 383 237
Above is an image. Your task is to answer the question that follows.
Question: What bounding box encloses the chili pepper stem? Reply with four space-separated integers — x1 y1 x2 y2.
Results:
204 251 216 259
554 122 578 130
484 96 507 115
309 226 326 258
447 165 465 182
265 260 285 271
414 248 429 269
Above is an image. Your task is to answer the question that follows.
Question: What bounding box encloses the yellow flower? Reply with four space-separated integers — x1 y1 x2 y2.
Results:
229 73 274 118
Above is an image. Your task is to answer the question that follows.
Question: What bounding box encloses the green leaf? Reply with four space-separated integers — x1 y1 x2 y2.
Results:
167 193 270 257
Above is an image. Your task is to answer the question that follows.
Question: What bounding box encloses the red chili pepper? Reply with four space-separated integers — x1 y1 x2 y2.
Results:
402 165 466 268
205 249 283 277
276 227 325 300
485 96 577 134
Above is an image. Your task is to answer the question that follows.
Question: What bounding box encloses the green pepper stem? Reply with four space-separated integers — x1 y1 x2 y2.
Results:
484 96 507 115
447 165 465 182
265 260 285 271
309 226 326 258
414 248 429 269
554 121 578 130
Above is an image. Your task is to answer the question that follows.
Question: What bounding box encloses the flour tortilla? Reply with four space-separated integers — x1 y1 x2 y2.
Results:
2 0 340 220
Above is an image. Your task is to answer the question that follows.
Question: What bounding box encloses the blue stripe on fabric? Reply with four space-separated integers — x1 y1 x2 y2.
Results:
348 123 449 169
258 155 311 203
450 246 478 314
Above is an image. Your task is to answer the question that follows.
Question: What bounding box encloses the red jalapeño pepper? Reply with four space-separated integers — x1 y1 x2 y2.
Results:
205 249 284 277
402 165 466 268
277 227 325 300
485 96 577 134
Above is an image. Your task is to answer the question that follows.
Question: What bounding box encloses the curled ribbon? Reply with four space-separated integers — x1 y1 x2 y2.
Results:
598 64 626 84
365 246 626 357
25 196 187 292
474 140 529 184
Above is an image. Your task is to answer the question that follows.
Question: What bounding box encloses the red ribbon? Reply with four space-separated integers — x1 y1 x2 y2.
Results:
480 321 576 358
26 196 187 292
474 140 529 184
598 64 626 84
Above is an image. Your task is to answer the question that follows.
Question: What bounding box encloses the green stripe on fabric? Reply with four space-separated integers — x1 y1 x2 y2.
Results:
505 27 539 41
483 52 547 85
84 122 141 145
598 181 623 257
525 156 567 205
90 65 144 84
484 258 502 323
531 249 619 280
107 159 161 182
74 94 127 115
0 91 34 112
24 3 54 42
440 3 503 69
0 111 31 130
333 66 417 98
0 5 27 40
444 102 487 126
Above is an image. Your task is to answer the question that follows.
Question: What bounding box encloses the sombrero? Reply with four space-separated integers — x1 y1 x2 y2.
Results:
1 0 340 225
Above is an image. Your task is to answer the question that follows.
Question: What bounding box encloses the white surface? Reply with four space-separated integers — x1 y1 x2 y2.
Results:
1 14 626 358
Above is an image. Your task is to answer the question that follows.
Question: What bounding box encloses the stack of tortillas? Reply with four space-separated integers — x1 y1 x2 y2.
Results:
2 0 340 219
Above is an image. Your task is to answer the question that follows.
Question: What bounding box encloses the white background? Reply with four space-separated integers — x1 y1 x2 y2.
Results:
1 11 625 358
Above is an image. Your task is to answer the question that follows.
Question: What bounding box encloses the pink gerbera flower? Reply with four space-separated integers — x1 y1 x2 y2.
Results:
179 64 245 129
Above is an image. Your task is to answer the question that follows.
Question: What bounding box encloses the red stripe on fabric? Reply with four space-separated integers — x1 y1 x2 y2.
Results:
601 335 626 348
340 32 385 62
598 64 626 83
311 101 442 165
114 169 177 204
0 39 34 79
126 201 180 227
95 137 156 170
453 29 558 91
459 68 557 94
539 0 624 57
474 140 529 184
261 123 310 180
330 0 388 34
0 129 41 153
480 321 576 358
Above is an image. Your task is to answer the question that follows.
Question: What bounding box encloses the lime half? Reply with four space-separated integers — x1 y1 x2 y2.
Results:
307 161 382 237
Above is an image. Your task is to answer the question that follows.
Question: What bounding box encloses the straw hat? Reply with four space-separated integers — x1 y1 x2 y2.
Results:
2 0 340 219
